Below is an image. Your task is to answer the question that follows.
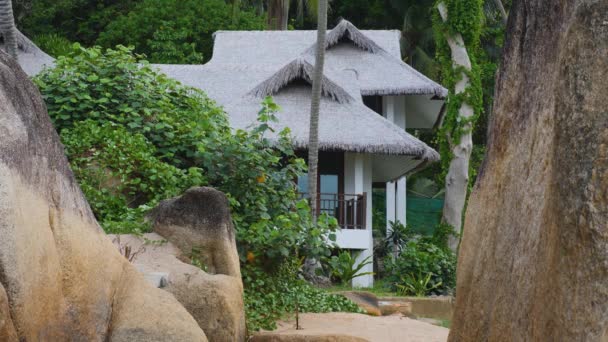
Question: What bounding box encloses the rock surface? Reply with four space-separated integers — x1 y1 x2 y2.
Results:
0 51 206 340
149 187 241 278
113 233 246 342
336 291 381 316
449 0 608 341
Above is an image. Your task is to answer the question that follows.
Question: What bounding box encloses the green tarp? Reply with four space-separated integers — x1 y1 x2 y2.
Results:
407 196 444 235
372 189 444 236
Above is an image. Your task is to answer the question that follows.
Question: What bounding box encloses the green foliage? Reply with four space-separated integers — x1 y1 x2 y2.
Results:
34 44 228 169
32 34 74 57
35 46 335 271
383 221 411 253
61 120 203 233
426 222 458 248
384 239 456 295
243 262 362 332
396 272 443 297
327 251 374 286
16 0 140 45
96 0 265 63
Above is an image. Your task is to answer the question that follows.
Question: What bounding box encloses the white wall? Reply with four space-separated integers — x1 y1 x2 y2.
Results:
343 152 374 288
404 95 444 129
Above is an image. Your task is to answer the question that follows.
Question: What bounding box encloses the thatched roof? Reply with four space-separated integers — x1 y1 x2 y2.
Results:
155 20 443 162
0 30 54 76
248 57 353 104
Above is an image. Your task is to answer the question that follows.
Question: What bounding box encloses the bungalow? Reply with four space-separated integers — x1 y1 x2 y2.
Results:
155 20 446 287
8 20 446 287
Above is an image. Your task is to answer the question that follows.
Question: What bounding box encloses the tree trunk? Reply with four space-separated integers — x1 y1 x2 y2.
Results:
437 3 474 253
307 0 327 220
0 0 18 59
281 0 290 30
450 0 608 340
267 0 289 30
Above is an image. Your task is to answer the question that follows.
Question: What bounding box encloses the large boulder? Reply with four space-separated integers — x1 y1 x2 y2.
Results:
0 51 206 341
449 0 608 341
148 187 246 341
149 187 241 278
113 233 247 342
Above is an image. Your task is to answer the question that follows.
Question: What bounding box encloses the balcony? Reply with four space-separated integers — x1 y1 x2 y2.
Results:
299 193 367 230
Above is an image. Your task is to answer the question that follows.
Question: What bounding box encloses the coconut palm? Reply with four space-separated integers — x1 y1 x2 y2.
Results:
307 0 327 218
0 0 17 58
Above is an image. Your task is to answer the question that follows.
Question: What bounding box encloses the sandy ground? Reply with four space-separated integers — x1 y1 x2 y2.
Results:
271 313 448 342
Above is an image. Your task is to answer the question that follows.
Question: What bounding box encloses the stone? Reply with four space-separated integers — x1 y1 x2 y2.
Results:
0 285 18 342
148 187 241 278
113 233 246 342
335 291 382 316
449 1 608 341
0 51 206 341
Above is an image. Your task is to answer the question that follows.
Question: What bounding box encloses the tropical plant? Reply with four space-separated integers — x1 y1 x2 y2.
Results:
383 221 412 254
327 251 374 286
395 272 443 297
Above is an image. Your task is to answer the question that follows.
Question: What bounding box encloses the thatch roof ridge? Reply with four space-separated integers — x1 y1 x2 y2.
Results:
304 19 386 55
248 57 354 104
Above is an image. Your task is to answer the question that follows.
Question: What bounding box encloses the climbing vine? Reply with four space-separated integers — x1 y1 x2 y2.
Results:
431 0 484 181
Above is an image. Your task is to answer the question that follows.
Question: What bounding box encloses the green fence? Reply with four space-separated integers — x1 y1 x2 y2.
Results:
407 196 444 235
372 189 444 236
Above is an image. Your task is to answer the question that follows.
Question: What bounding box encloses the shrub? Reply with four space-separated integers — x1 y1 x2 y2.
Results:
61 120 203 233
243 262 362 332
96 0 265 63
384 239 456 295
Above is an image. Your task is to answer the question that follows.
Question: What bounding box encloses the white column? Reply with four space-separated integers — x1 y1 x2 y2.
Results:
386 181 396 236
382 96 395 122
347 153 374 288
396 176 407 226
394 96 406 129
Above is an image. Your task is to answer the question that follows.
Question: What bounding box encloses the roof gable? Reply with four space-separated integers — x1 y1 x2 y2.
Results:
248 58 353 104
305 20 386 55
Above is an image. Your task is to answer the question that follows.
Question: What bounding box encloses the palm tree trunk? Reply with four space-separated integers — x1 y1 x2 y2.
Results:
307 0 327 220
437 2 475 253
231 0 241 25
267 0 290 30
281 0 290 30
0 0 18 59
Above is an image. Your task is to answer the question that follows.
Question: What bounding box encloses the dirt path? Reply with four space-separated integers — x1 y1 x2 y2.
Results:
269 312 448 342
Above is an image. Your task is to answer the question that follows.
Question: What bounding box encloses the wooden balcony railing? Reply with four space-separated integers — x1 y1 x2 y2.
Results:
299 192 367 230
